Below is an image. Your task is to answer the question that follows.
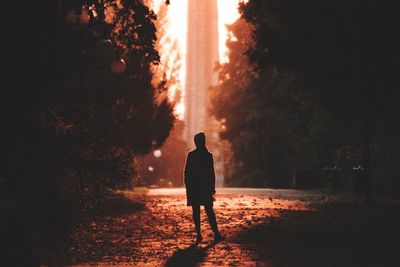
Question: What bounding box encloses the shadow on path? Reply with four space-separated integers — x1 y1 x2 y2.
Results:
236 201 400 266
164 242 217 267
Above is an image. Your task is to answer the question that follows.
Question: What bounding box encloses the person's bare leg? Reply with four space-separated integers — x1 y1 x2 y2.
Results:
192 205 202 244
205 204 224 242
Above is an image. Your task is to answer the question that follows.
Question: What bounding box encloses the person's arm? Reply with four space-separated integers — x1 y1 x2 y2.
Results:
184 153 192 187
210 154 216 194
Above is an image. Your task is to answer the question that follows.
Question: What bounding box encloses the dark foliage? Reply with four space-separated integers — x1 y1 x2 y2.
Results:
212 1 400 195
2 0 174 265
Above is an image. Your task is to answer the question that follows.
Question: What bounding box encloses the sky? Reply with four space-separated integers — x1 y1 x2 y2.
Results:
151 0 244 118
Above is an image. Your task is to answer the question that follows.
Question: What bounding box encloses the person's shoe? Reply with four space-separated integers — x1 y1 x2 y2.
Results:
213 233 225 243
195 234 203 245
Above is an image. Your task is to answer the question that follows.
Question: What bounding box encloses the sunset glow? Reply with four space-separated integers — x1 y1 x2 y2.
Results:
218 0 246 63
151 0 244 119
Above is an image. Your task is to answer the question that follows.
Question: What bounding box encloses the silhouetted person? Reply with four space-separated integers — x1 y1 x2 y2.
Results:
184 132 223 245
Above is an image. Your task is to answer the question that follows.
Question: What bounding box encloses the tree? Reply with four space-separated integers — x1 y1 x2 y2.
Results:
133 2 188 188
2 1 174 264
136 119 187 187
211 18 320 187
235 0 400 196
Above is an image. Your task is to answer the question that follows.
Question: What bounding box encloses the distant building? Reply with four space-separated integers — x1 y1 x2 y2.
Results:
185 0 223 186
185 0 219 144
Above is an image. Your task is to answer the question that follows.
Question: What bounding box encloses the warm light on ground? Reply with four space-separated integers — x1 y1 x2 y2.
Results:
151 0 244 119
69 188 316 266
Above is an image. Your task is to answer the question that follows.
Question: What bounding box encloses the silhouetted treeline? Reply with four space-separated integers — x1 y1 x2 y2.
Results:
212 0 400 197
2 1 173 265
134 3 188 189
136 119 187 187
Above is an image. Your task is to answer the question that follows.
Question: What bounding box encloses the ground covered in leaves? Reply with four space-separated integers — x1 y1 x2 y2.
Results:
62 188 399 267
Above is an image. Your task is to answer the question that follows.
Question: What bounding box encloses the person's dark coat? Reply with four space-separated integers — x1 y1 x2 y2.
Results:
184 147 216 206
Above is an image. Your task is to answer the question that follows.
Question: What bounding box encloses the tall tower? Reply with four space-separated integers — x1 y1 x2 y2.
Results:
185 0 223 186
185 0 219 145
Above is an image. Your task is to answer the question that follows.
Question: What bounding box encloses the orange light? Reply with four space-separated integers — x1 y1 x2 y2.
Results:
150 0 246 119
218 0 247 63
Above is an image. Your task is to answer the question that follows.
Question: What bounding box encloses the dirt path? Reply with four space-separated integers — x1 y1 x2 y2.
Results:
65 188 400 266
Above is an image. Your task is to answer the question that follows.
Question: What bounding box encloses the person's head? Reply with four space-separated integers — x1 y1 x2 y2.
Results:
194 132 206 148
